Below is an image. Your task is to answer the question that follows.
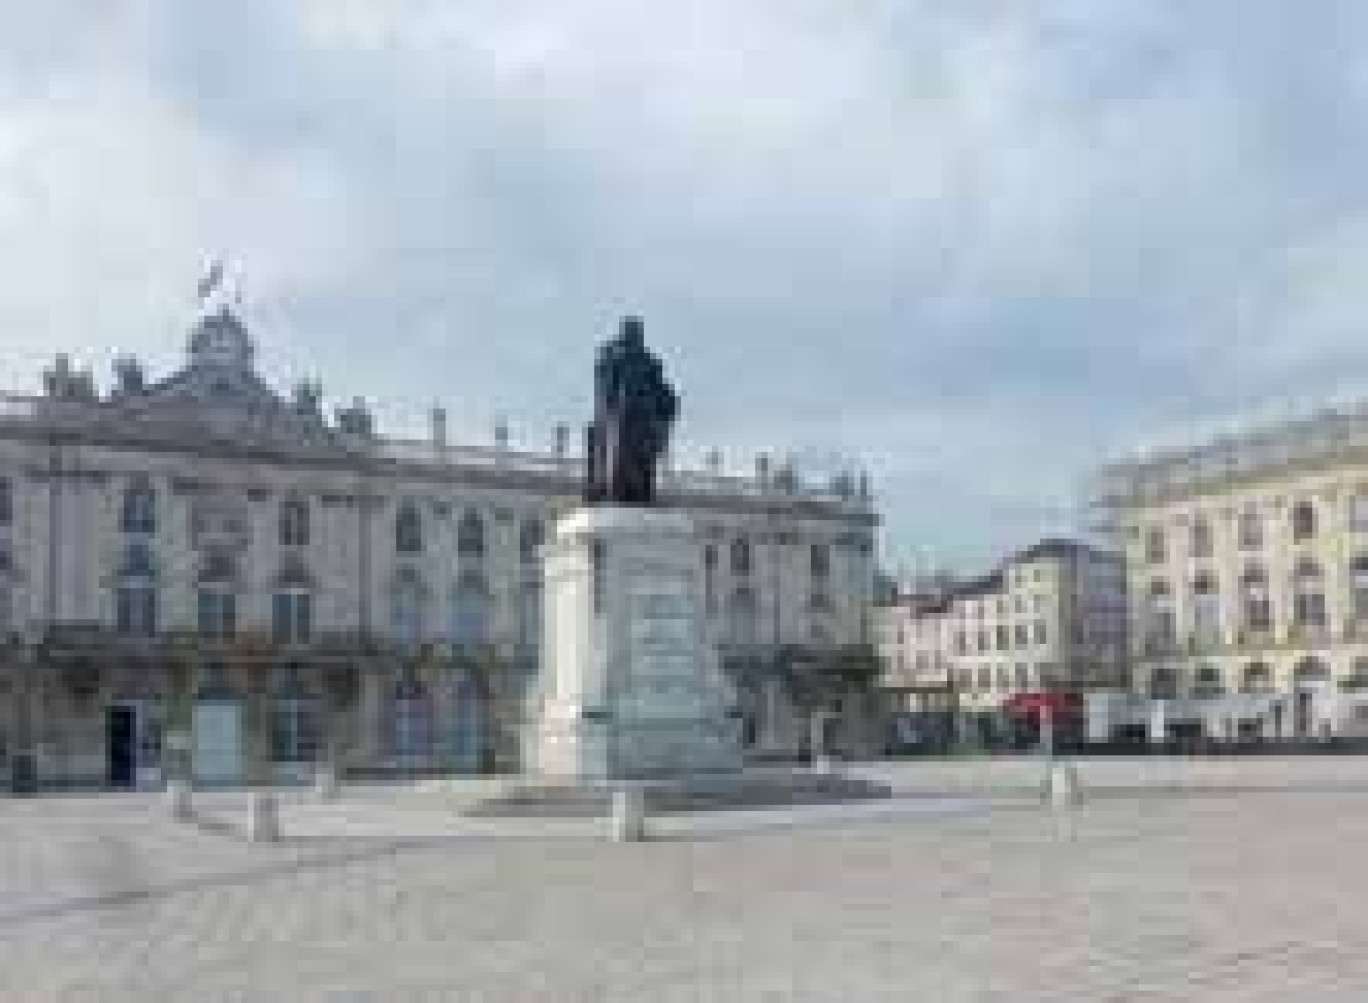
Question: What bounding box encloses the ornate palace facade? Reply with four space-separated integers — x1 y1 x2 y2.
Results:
0 297 877 790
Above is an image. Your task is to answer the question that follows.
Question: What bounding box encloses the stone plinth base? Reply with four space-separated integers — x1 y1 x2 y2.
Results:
468 767 891 818
532 505 742 788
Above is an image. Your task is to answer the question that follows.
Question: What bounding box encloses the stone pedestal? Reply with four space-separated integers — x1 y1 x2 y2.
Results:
533 506 742 787
248 791 279 843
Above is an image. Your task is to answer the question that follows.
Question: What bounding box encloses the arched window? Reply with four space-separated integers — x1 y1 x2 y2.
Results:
1148 665 1179 699
1240 565 1272 632
1144 526 1165 564
1191 571 1221 644
1238 509 1263 550
731 538 752 577
1292 558 1325 628
457 510 484 559
115 542 157 636
1241 661 1272 694
1193 663 1224 697
120 481 156 535
727 587 758 646
1291 500 1317 542
1191 516 1213 558
450 572 491 647
391 571 425 645
519 519 543 566
810 543 830 581
279 497 309 548
395 502 423 554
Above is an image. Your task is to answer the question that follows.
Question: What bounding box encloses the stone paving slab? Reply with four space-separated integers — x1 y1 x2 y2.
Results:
0 757 1366 1000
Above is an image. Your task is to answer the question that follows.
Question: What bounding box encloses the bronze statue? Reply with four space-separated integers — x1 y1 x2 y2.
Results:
584 316 678 506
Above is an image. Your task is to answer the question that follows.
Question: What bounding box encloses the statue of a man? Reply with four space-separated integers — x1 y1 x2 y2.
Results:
585 316 679 506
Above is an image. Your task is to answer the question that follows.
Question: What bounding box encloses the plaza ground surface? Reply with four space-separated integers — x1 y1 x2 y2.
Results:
2 757 1368 1000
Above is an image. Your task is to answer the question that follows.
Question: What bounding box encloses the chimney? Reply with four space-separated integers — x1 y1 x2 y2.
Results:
494 416 509 451
431 406 447 451
554 423 569 457
756 453 771 487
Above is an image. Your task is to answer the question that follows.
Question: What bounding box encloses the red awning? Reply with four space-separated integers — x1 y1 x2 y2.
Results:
1005 691 1080 717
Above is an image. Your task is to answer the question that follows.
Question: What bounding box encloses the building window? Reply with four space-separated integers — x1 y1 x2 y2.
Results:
519 519 543 566
1144 526 1165 564
389 675 433 761
1034 620 1047 645
995 665 1009 690
958 668 973 691
456 509 484 559
396 502 423 554
1013 623 1028 648
977 666 992 690
731 538 752 577
1354 555 1368 621
450 573 491 647
1294 656 1329 686
116 584 157 636
197 589 236 638
1193 663 1224 697
810 543 830 581
1149 666 1179 699
0 478 11 525
1238 509 1263 550
1292 558 1325 628
270 666 320 764
1145 579 1175 649
976 629 989 653
995 625 1009 650
272 590 312 645
1014 663 1030 689
704 545 718 617
1291 500 1317 542
1241 661 1272 694
391 577 425 645
727 587 759 646
954 630 967 654
1191 571 1221 644
280 498 309 548
1191 516 1213 558
120 482 156 535
1240 565 1272 632
517 582 541 649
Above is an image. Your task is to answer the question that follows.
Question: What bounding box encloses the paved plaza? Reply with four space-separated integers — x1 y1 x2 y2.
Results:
2 757 1368 1000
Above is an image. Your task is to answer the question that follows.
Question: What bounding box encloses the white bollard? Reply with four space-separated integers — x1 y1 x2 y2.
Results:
166 777 193 822
249 791 280 843
1046 760 1081 809
610 786 646 843
314 762 339 802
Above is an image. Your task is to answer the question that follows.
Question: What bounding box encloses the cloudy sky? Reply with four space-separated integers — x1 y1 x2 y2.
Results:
4 2 1368 575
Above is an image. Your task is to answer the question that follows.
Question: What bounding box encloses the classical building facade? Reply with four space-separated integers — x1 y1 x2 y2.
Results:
876 539 1127 745
1090 407 1368 743
0 297 877 790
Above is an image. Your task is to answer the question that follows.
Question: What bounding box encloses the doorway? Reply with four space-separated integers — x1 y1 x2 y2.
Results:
107 705 137 789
